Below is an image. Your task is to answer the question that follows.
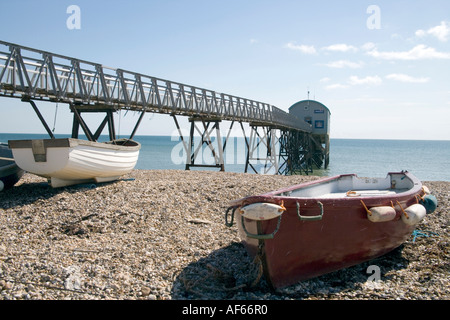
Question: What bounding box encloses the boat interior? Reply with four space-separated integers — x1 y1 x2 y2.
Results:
277 173 416 199
105 139 140 147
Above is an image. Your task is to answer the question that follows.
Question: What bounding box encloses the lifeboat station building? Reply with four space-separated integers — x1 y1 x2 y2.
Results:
289 99 331 169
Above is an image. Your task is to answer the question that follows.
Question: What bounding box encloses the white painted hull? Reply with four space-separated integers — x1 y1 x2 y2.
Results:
9 138 140 188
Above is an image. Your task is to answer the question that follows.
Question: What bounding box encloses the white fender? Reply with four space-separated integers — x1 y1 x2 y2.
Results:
401 203 426 225
240 202 286 221
367 206 396 222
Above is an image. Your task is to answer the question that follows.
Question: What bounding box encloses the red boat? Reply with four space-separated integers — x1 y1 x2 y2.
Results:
225 171 437 289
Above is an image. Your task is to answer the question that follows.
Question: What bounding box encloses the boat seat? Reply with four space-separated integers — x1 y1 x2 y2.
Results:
316 190 399 199
345 190 396 197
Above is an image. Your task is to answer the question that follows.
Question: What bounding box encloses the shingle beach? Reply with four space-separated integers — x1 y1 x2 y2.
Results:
0 170 448 300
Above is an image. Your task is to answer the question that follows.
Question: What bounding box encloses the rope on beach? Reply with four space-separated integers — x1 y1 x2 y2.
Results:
250 247 264 287
179 248 265 298
412 229 439 242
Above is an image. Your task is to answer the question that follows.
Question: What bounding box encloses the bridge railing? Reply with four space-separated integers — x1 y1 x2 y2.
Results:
0 40 311 132
271 106 312 132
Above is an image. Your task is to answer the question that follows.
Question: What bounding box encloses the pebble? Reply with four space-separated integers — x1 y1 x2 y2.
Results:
0 170 448 300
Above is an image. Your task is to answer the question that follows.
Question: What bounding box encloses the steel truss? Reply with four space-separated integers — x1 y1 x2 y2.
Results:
278 129 314 175
244 125 279 174
185 117 225 171
0 40 311 132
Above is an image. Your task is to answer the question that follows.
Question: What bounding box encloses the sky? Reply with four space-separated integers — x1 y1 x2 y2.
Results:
0 0 449 140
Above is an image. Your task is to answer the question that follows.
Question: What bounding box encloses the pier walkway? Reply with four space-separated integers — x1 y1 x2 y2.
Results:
0 40 324 175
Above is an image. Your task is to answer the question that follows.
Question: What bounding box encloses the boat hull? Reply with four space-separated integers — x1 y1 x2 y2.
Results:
8 138 140 188
229 172 426 289
0 143 24 190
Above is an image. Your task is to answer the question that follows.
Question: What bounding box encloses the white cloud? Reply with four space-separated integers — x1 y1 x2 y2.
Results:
324 75 382 90
325 83 349 90
415 30 426 38
284 42 316 54
322 44 358 52
367 44 450 60
320 77 331 83
325 73 429 90
416 21 450 42
323 60 364 69
361 42 376 51
385 73 430 83
250 39 258 44
348 75 382 86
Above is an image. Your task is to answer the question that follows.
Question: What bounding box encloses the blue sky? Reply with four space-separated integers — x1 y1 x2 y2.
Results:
0 0 449 140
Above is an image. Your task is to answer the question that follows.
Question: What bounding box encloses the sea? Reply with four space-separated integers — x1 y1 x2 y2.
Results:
1 133 449 182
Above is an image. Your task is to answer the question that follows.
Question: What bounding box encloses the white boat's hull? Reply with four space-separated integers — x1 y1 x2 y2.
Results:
9 138 140 187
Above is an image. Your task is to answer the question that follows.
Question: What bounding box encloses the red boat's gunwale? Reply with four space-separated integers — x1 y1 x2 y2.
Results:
232 172 424 289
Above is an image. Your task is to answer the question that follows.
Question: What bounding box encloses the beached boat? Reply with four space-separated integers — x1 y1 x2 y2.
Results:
8 138 141 188
0 142 24 191
225 171 437 289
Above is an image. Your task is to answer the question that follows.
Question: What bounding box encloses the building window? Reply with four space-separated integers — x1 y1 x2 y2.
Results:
305 117 312 124
315 120 324 129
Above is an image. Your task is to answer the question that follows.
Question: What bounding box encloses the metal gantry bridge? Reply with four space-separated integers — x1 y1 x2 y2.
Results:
0 40 323 175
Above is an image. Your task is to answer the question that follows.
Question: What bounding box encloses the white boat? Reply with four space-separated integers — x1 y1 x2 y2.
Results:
8 138 141 188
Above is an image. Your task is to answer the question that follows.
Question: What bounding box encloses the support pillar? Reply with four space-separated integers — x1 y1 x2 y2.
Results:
277 129 290 175
174 116 226 171
70 104 122 142
244 125 279 174
22 97 55 139
278 130 314 175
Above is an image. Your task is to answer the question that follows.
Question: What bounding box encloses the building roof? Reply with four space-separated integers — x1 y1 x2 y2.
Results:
288 99 331 114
